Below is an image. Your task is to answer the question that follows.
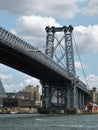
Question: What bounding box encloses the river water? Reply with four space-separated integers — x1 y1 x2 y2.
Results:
0 114 98 130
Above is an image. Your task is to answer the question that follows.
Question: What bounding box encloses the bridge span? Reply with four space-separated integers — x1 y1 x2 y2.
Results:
0 26 91 113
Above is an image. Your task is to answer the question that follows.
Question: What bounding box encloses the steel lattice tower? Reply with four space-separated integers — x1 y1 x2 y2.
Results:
41 25 77 112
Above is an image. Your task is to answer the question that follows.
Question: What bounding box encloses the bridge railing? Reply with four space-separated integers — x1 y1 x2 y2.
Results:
0 26 36 51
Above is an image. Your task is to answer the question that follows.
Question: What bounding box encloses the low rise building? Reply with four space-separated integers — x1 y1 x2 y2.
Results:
4 91 35 108
17 91 32 100
23 85 41 106
2 84 41 108
6 92 17 98
91 87 98 103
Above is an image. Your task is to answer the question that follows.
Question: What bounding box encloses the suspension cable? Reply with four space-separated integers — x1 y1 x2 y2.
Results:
72 33 89 89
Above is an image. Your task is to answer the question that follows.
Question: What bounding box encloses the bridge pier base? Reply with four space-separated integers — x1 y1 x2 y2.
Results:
39 81 89 114
66 82 77 109
65 83 86 114
39 82 56 113
55 88 67 113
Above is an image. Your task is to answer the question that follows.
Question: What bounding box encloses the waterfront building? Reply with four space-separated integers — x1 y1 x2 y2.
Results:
0 79 7 107
4 91 35 108
23 85 41 106
17 91 35 107
6 92 17 98
17 91 32 100
3 85 41 108
91 87 98 103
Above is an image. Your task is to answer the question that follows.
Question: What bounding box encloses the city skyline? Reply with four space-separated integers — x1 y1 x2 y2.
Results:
0 0 98 92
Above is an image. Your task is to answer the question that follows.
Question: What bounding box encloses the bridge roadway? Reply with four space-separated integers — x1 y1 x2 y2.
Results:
0 26 90 95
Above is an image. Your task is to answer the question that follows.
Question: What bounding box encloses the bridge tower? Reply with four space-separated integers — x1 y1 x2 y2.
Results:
41 26 55 112
41 25 78 113
64 26 77 109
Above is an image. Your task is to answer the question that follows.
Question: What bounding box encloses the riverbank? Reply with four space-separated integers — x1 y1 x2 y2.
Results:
1 107 98 115
0 107 37 114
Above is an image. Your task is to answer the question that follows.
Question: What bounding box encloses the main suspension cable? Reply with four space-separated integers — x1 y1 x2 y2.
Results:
72 33 89 89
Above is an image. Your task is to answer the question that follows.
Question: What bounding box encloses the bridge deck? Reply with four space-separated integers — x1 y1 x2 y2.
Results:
0 26 90 94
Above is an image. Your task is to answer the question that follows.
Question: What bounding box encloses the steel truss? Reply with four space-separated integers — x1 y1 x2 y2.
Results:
56 88 67 112
42 83 55 109
41 25 79 112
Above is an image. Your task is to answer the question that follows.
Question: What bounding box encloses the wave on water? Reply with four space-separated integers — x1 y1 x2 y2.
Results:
51 125 83 128
51 124 98 128
35 118 50 121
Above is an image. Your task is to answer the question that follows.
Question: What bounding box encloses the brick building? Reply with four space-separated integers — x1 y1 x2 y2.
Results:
3 84 41 108
23 85 41 106
84 87 98 113
4 91 35 107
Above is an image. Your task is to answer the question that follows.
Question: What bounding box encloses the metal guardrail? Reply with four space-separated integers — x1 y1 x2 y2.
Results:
0 26 36 51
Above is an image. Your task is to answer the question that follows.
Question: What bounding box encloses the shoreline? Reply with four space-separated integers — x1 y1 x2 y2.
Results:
0 107 38 114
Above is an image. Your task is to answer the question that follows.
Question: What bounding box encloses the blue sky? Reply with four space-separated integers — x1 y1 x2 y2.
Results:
0 0 98 92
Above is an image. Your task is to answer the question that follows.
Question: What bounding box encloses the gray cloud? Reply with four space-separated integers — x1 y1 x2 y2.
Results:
74 25 98 54
82 0 98 16
0 0 82 19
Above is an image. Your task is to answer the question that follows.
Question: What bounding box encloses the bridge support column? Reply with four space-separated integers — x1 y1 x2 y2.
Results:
73 86 77 108
42 84 51 109
79 90 82 109
57 89 61 110
66 85 73 108
77 88 79 108
56 88 67 113
78 90 85 110
83 93 85 109
66 84 77 109
41 83 56 113
81 92 84 110
64 88 67 113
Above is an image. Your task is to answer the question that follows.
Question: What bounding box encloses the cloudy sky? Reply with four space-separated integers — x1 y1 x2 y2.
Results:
0 0 98 92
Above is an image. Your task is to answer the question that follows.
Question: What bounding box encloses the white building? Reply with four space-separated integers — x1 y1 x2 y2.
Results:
0 79 7 107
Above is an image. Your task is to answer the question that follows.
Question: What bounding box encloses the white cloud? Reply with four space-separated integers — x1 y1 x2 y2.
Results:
24 75 40 87
0 73 14 82
0 0 82 19
74 25 98 54
82 0 98 16
75 61 87 69
75 61 81 69
87 74 98 89
13 16 98 54
75 62 81 69
0 73 17 92
0 68 41 92
12 15 60 48
10 15 98 55
23 75 42 93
